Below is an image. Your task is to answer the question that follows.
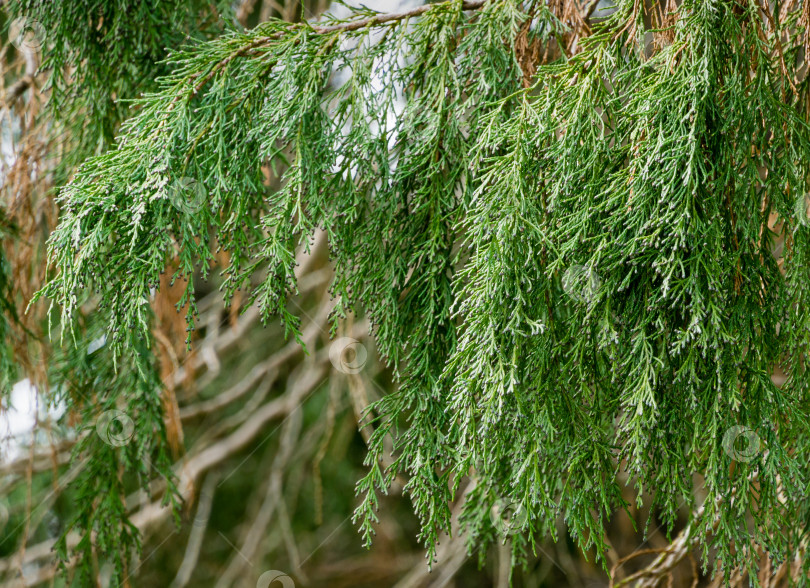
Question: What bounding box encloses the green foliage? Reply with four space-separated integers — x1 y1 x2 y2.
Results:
446 0 810 576
3 0 230 581
5 0 234 172
48 315 178 585
0 210 18 397
17 0 810 584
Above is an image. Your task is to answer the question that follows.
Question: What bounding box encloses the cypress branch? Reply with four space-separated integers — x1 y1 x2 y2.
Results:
5 0 810 584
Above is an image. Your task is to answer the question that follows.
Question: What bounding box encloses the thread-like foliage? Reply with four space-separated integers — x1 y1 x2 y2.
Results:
5 0 232 174
3 1 228 584
30 0 810 584
48 315 179 584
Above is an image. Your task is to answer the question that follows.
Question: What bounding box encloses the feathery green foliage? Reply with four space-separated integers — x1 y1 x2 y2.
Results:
6 0 233 173
48 314 179 583
13 0 810 584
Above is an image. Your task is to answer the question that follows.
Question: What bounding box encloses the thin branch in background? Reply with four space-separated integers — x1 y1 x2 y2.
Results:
236 0 260 25
312 374 340 526
213 380 304 587
170 471 220 588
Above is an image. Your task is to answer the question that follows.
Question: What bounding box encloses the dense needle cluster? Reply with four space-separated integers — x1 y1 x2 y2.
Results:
4 0 810 584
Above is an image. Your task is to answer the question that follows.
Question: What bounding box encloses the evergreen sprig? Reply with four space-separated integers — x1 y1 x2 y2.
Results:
5 0 233 174
48 315 178 585
29 0 810 583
